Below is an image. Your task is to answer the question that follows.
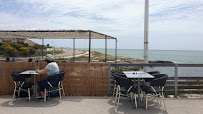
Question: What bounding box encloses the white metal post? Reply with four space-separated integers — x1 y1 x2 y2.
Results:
144 0 149 72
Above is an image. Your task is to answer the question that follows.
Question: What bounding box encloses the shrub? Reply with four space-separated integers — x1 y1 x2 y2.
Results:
29 47 36 55
4 45 18 57
20 47 29 56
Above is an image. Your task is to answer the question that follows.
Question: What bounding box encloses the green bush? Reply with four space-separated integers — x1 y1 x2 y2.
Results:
20 47 29 56
4 45 18 57
29 47 36 55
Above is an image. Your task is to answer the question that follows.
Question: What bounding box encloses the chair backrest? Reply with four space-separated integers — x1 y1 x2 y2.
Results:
150 75 168 87
113 71 127 78
112 71 127 85
59 71 66 81
117 76 133 89
112 74 120 85
144 71 160 82
11 71 26 82
147 71 160 76
47 71 66 85
153 74 167 79
47 74 60 82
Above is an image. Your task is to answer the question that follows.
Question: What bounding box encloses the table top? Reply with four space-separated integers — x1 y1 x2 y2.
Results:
20 70 39 75
123 71 154 78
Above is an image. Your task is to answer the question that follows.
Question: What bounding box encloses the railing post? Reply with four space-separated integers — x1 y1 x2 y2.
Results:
174 64 178 98
115 39 117 63
88 31 91 63
73 38 75 62
41 38 44 60
108 64 111 96
105 36 107 62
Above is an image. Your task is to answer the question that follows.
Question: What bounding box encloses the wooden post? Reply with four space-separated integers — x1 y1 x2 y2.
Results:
41 38 44 60
105 36 107 62
115 39 117 63
88 31 91 62
73 38 75 62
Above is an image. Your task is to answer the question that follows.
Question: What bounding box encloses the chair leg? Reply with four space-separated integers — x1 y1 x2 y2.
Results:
28 88 31 101
146 94 148 110
158 95 162 106
116 86 121 110
13 87 16 101
134 94 137 109
59 87 62 100
130 92 133 100
114 86 119 103
161 93 167 111
156 94 160 104
18 87 20 98
140 91 143 102
113 84 116 97
44 89 46 102
62 85 65 96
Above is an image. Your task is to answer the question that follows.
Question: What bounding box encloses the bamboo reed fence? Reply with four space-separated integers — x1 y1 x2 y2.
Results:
0 62 108 96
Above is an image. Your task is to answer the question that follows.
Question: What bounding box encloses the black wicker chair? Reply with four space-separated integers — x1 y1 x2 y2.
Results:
44 71 66 102
141 75 168 110
113 73 138 110
11 71 33 101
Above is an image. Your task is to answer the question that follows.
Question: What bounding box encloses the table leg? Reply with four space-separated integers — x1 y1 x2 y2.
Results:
33 75 38 101
137 78 140 103
32 75 39 101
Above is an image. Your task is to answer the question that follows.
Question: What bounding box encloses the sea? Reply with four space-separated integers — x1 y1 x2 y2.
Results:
84 48 203 77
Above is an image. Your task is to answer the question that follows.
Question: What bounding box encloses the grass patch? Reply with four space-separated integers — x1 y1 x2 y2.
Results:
34 49 65 56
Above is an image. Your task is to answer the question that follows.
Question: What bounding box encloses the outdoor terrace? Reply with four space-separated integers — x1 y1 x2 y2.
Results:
0 96 203 114
1 62 203 114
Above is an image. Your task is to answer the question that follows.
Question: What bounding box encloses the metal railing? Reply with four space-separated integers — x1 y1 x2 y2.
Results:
108 63 203 97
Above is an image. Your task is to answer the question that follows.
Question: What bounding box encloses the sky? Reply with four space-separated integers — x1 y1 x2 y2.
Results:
0 0 203 50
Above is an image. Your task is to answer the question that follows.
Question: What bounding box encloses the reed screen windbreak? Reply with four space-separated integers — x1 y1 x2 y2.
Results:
0 62 109 96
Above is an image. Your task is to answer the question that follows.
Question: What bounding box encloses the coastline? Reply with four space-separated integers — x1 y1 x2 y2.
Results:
54 49 173 64
0 49 173 63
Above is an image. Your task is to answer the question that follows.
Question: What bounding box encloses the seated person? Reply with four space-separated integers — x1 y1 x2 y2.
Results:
28 58 33 62
36 54 59 98
6 57 12 62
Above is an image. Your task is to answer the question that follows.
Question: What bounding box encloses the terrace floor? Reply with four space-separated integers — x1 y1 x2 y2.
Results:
0 96 203 114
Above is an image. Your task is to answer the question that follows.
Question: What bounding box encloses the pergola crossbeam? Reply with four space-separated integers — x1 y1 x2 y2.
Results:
0 30 117 62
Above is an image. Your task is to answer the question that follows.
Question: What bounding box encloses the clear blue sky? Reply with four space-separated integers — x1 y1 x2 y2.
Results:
0 0 203 50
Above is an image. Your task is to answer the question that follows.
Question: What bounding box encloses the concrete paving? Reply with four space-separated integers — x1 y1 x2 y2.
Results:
0 96 203 114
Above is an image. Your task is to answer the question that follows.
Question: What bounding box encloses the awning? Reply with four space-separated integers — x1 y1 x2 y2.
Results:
0 30 116 39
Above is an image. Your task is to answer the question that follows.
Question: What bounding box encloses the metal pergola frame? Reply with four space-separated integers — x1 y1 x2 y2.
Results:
0 30 117 62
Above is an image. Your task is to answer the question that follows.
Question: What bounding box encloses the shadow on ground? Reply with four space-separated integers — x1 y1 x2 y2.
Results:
61 96 110 102
107 98 168 114
1 97 60 108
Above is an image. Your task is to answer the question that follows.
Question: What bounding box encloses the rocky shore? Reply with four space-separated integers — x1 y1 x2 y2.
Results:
57 50 174 64
111 54 173 64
